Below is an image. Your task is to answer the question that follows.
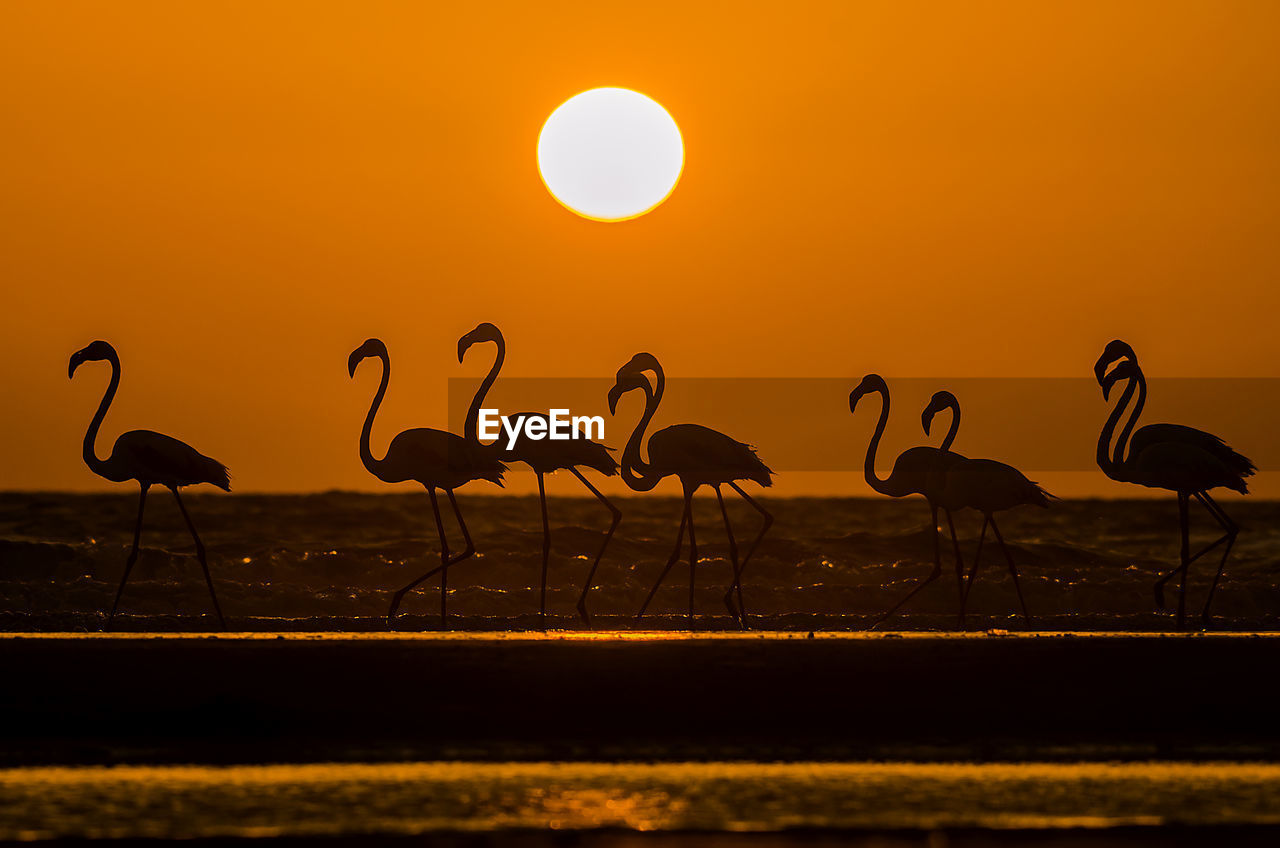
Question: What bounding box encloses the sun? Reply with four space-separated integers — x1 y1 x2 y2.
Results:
537 88 684 222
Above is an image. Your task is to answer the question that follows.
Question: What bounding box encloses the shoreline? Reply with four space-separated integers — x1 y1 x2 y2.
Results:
4 632 1280 766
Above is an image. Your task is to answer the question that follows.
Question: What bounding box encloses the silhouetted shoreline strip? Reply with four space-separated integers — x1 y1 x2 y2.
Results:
4 633 1280 766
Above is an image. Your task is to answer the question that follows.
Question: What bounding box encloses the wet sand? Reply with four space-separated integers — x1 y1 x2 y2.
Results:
4 632 1279 765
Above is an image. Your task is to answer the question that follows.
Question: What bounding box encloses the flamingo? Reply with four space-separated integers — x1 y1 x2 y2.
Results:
607 353 773 626
921 393 1053 624
68 340 229 628
1095 340 1253 626
457 322 621 626
848 375 968 626
347 338 506 624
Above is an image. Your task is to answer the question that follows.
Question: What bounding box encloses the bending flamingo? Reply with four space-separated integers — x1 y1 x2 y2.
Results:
348 338 506 624
68 340 229 628
1095 340 1253 626
608 353 773 626
922 392 1053 624
848 375 967 627
457 322 621 626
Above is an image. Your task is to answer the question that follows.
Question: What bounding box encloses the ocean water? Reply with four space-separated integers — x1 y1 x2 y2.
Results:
3 761 1280 840
1 493 1277 629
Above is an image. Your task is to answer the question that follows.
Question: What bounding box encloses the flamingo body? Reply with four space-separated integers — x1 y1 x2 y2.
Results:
102 429 231 491
457 323 622 625
647 423 772 489
375 427 505 490
68 340 228 627
609 353 774 625
349 337 505 624
1094 339 1253 625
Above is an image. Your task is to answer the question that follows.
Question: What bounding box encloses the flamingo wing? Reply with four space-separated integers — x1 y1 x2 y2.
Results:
1130 423 1255 481
496 412 619 476
1131 439 1251 494
113 430 231 490
385 428 506 488
650 424 773 487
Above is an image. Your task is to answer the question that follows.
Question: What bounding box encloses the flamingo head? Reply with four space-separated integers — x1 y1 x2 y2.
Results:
68 340 115 378
608 372 652 415
616 352 662 381
457 322 502 363
1099 359 1138 401
1094 340 1138 388
347 338 388 377
921 390 958 436
848 374 886 413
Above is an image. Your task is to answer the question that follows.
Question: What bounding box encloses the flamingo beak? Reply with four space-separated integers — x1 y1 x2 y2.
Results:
607 382 625 415
347 351 362 378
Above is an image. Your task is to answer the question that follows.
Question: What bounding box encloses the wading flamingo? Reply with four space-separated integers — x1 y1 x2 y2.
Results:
68 340 229 628
608 353 773 626
1095 340 1253 626
458 322 621 626
348 338 506 624
848 375 967 627
921 392 1053 624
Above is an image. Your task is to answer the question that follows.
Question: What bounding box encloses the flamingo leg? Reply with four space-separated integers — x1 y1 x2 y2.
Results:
636 491 690 622
387 488 451 625
1173 493 1191 627
870 561 942 630
870 502 947 630
108 483 150 629
686 492 699 622
570 468 621 626
171 487 225 629
945 508 965 601
537 472 551 628
444 488 476 615
961 515 990 626
726 482 772 615
929 502 942 584
1196 492 1239 624
715 486 745 628
989 516 1030 623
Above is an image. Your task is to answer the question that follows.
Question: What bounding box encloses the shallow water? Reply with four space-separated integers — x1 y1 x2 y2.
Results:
2 494 1278 629
3 761 1279 840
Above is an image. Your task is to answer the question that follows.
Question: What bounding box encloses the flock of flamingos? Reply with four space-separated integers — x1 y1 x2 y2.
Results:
65 328 1256 631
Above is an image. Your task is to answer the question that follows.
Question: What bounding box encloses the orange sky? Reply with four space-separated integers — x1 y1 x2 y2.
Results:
2 1 1278 496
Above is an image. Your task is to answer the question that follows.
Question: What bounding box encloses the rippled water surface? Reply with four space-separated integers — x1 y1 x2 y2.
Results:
3 494 1278 629
3 761 1280 840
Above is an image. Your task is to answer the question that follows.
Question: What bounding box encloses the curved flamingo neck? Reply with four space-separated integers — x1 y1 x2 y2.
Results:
464 335 504 443
359 350 390 475
1097 372 1138 479
1114 365 1146 466
83 350 121 481
620 372 664 492
862 384 901 497
938 399 960 452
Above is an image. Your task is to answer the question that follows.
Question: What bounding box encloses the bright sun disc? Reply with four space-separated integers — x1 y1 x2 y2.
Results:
538 88 684 222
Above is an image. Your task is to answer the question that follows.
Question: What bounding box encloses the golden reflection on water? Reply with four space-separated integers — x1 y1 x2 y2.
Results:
5 631 1280 641
3 761 1280 840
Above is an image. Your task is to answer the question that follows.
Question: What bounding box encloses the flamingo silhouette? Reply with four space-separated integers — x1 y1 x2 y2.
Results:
607 353 773 626
348 338 506 624
921 392 1053 624
848 375 967 626
68 341 229 628
1095 340 1253 626
457 322 621 626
